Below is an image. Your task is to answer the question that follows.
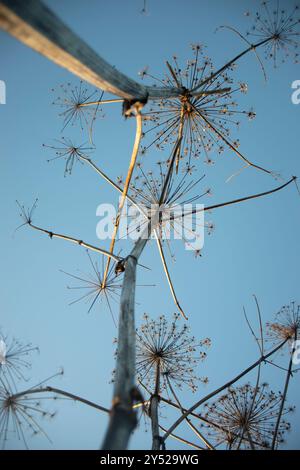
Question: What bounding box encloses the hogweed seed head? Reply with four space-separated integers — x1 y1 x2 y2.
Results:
246 2 300 67
51 81 104 131
204 383 293 449
43 137 94 176
0 332 38 389
266 302 300 345
136 313 211 393
61 251 123 325
140 46 254 167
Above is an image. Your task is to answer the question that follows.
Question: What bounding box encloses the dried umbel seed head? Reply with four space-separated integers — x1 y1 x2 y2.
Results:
43 137 94 176
140 45 254 168
61 250 123 326
136 313 211 393
266 302 300 345
126 152 213 256
246 2 300 67
0 374 62 449
51 81 104 131
15 199 38 231
0 332 38 389
204 383 294 449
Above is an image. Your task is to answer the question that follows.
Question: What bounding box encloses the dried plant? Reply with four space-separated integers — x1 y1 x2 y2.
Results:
140 45 263 173
203 383 294 449
0 333 38 389
136 313 210 393
61 251 123 325
267 302 300 345
246 2 300 67
43 138 94 176
1 0 299 452
126 156 212 253
0 375 60 449
51 81 104 131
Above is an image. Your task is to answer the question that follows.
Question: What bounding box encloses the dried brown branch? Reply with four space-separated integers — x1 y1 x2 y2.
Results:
102 111 142 288
169 177 297 223
12 386 110 414
165 375 214 450
26 222 121 262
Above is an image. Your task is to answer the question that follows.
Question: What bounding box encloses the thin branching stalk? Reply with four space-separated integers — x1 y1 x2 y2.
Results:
80 98 124 107
102 112 142 288
237 297 265 449
12 386 109 414
166 376 214 450
27 222 121 261
169 177 297 223
154 232 187 320
78 155 145 215
271 331 298 449
158 425 205 450
192 38 270 93
78 154 186 319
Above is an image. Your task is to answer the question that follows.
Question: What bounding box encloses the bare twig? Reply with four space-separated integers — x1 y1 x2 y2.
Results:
158 424 206 450
169 177 297 223
102 111 142 288
271 331 298 449
166 376 214 450
191 38 270 93
27 222 121 262
154 232 187 320
12 386 109 414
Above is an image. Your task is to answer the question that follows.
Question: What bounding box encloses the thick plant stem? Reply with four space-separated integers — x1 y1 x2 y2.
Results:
150 363 161 450
0 0 230 102
102 140 181 450
101 224 150 450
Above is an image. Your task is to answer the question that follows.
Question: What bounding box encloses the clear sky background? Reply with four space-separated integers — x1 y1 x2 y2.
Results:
0 0 299 450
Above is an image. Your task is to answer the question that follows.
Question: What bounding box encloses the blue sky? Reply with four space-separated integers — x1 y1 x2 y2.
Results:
0 0 299 450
